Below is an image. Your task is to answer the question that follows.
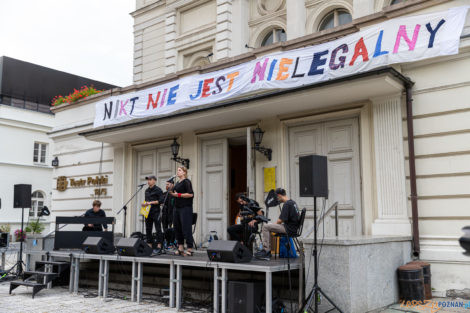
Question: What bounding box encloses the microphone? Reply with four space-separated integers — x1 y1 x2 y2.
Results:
137 183 146 187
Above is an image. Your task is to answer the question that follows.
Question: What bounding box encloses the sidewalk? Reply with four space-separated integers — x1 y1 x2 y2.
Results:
0 281 209 313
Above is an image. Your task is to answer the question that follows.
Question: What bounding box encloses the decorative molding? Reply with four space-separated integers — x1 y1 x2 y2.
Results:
372 95 408 219
256 0 285 16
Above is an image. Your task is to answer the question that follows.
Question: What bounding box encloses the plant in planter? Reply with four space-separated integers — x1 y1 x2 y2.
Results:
52 85 104 107
0 224 11 233
14 229 26 242
25 220 45 235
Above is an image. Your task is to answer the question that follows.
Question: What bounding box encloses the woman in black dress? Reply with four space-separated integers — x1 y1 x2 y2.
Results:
169 166 194 256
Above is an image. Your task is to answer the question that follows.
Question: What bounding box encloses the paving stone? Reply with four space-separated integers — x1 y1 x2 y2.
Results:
0 282 209 313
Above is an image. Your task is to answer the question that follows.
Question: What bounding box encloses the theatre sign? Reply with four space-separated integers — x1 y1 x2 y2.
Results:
56 175 108 196
93 6 469 128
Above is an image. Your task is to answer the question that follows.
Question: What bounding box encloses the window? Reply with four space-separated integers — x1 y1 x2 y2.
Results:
30 191 45 218
261 28 287 47
34 142 47 164
318 9 352 31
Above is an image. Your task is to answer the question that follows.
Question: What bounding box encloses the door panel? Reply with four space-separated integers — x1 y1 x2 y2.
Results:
289 117 362 237
201 138 228 240
136 147 175 233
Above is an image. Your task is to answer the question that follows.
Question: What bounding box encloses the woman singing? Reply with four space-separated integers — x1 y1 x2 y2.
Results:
170 166 194 256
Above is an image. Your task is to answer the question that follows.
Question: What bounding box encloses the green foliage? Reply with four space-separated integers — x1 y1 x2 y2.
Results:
0 224 11 233
26 220 45 234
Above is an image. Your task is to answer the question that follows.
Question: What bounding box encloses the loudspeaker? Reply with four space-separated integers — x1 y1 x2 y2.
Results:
116 237 152 257
207 240 252 263
13 184 32 208
0 232 9 248
81 236 115 254
299 155 328 198
228 281 264 313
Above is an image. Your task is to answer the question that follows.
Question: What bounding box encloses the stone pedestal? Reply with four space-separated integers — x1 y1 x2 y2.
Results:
303 236 412 313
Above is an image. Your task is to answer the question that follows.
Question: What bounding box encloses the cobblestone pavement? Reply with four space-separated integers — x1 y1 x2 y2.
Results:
0 282 209 313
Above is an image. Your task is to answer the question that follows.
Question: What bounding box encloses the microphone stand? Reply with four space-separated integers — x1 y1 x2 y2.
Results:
118 184 145 238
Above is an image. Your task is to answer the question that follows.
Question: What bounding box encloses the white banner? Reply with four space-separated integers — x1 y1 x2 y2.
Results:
94 6 469 128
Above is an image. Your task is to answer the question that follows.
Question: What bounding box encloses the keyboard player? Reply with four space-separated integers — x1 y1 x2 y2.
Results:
82 200 108 231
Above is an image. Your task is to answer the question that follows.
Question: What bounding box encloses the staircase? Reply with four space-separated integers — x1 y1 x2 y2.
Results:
9 260 70 298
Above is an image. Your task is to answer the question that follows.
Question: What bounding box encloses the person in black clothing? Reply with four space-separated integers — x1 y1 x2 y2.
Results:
162 178 176 247
227 193 263 245
83 200 108 231
255 188 299 260
143 175 164 255
169 166 194 256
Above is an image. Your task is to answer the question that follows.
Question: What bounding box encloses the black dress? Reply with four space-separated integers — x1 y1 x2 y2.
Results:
172 179 194 248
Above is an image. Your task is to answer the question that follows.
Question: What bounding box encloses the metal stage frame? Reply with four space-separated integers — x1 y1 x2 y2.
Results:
24 250 301 313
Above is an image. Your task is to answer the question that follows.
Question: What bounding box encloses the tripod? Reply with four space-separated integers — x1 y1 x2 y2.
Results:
300 196 343 313
117 184 145 237
1 207 26 281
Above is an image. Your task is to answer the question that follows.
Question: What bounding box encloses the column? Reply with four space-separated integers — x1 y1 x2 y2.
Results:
165 10 177 74
286 0 306 40
230 0 250 57
215 0 232 60
371 95 411 236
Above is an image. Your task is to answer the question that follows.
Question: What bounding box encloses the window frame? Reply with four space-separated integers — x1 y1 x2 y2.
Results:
33 142 48 165
30 190 45 218
318 9 352 31
260 28 287 47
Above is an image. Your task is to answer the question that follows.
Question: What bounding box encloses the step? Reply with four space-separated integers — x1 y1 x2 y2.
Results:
10 280 47 298
24 271 59 276
35 261 69 266
10 280 45 287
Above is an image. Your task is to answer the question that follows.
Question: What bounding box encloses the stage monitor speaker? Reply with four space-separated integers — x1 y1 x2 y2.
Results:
82 236 115 254
13 184 32 208
228 281 264 313
299 155 328 198
207 240 252 263
116 237 152 257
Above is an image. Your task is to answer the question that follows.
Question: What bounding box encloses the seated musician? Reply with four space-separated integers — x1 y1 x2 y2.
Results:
227 193 263 244
255 188 299 261
82 200 108 231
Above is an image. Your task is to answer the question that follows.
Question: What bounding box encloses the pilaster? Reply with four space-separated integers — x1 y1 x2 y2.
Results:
371 95 411 236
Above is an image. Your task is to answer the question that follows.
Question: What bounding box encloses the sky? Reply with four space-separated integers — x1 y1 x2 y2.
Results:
0 0 135 87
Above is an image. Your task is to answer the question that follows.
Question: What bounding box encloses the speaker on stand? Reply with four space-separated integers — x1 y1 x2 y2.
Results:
299 155 343 313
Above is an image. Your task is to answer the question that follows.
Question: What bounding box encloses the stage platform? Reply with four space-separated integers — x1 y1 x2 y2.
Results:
24 249 301 313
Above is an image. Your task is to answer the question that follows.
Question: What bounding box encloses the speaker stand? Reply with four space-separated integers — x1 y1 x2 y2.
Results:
1 207 26 281
300 197 343 313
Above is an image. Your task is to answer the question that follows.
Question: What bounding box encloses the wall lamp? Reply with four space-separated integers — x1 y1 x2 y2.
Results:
170 138 190 169
252 127 272 161
51 156 59 167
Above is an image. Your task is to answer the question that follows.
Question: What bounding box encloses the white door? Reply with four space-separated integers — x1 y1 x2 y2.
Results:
136 147 174 232
288 117 362 237
201 138 228 240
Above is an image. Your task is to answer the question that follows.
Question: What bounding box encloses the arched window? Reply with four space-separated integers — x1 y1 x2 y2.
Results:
318 9 352 31
390 0 405 4
30 191 45 218
261 28 287 47
191 57 210 68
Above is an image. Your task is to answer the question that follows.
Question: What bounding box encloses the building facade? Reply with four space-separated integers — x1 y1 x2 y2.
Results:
49 0 470 301
0 56 116 239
